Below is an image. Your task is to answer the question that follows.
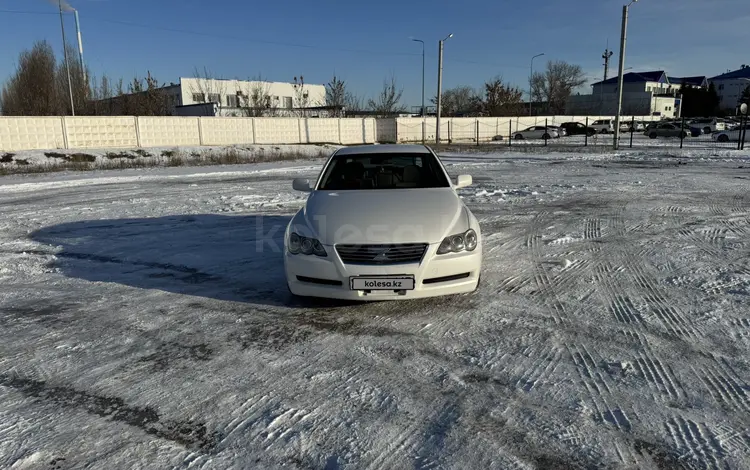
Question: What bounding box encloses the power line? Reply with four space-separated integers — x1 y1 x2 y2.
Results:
0 8 527 69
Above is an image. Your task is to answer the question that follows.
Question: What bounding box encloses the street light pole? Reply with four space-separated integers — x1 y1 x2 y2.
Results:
59 0 75 116
613 0 638 150
530 53 544 116
412 38 425 143
436 33 453 146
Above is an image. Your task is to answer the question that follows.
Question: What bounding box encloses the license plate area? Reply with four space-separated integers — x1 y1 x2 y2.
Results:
350 275 415 291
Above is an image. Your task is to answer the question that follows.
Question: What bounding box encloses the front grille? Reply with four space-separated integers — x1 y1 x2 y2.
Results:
336 243 428 265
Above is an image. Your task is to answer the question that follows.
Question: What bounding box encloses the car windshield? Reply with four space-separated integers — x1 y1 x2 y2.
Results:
317 153 451 190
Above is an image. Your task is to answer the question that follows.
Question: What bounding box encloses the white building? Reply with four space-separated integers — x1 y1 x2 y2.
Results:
567 71 692 118
161 77 326 116
709 67 750 113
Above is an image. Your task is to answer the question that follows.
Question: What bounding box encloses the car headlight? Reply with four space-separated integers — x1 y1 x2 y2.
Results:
288 232 327 257
438 229 478 254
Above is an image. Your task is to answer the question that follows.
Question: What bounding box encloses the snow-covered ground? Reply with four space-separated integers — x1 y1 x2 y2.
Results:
0 148 749 469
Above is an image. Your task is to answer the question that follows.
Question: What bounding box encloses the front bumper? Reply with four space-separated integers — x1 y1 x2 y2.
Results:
284 243 481 301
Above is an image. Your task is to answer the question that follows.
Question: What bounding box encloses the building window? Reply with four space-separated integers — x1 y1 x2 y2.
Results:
192 93 205 103
208 93 221 104
283 96 293 109
226 95 238 108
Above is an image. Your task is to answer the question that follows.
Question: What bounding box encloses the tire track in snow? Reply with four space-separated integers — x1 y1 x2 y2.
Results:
666 417 727 470
693 360 750 414
620 256 702 340
515 345 563 393
594 263 644 326
712 423 750 460
567 344 633 434
526 211 567 325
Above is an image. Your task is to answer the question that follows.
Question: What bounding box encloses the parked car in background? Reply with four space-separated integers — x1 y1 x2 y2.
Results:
712 125 750 142
546 125 567 137
559 122 597 136
513 126 560 140
689 118 726 134
645 123 691 139
590 119 614 134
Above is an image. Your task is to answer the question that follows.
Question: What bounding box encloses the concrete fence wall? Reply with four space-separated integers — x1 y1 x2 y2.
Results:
0 116 386 152
0 115 663 152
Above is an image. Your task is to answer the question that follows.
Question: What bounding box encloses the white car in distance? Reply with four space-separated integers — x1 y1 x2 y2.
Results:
513 126 560 140
284 144 482 301
712 124 750 142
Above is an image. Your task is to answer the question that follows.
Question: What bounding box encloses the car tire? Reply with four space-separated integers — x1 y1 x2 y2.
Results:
649 132 657 139
680 131 688 139
542 133 551 140
514 134 524 140
717 134 729 142
704 127 711 134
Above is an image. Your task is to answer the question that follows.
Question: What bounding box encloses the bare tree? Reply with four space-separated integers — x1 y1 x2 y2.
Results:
55 42 92 115
368 76 405 117
1 41 59 115
189 66 227 114
238 74 277 117
531 60 587 114
483 77 524 116
432 85 482 116
344 91 364 113
293 75 310 117
325 75 347 117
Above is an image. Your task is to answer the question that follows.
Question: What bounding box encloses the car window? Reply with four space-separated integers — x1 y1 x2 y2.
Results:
317 153 451 190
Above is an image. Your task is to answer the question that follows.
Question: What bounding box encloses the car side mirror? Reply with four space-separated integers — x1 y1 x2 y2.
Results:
455 175 472 189
292 178 312 192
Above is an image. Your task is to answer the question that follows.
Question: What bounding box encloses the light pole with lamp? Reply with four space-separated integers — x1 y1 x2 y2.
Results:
411 38 426 143
613 0 639 150
529 53 544 116
436 33 453 146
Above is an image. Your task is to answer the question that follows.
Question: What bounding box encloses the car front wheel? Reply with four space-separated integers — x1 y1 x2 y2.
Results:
542 133 551 139
717 134 729 142
649 132 657 139
514 134 524 140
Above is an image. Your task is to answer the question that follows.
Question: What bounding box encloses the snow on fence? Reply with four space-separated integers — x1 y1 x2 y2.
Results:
0 115 660 151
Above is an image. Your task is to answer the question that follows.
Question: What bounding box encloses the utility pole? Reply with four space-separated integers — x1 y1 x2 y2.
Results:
529 53 544 116
411 38 425 143
59 0 75 116
613 1 638 150
436 33 453 146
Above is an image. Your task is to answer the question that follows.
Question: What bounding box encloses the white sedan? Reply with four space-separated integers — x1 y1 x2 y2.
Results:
513 126 560 140
284 144 482 301
712 125 749 143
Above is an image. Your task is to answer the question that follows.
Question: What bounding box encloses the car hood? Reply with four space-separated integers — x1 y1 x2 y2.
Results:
297 189 465 245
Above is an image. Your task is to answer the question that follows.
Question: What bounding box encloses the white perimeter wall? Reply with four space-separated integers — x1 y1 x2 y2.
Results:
0 115 661 151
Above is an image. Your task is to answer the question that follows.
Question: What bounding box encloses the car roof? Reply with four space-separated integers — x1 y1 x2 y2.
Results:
334 144 431 156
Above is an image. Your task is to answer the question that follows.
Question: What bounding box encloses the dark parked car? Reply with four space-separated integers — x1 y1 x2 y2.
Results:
644 123 691 139
559 122 597 136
